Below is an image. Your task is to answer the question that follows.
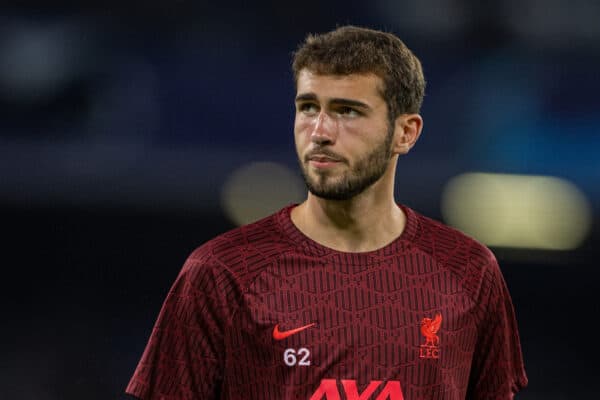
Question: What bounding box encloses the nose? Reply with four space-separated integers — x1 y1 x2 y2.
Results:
311 111 336 145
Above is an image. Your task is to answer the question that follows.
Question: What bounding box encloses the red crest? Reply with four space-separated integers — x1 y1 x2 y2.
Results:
419 313 442 359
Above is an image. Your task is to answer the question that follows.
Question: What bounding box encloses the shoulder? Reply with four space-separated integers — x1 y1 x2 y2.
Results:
405 206 500 299
410 208 496 263
182 206 295 283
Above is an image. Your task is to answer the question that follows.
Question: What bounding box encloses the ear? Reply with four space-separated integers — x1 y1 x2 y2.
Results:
392 113 423 155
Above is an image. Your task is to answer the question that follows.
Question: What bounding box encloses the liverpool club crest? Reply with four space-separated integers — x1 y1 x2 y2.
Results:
419 312 442 359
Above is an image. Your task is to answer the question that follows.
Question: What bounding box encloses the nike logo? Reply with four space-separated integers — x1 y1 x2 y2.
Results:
272 323 316 340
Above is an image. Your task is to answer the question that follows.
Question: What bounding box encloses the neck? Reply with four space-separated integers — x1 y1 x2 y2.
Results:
290 177 406 253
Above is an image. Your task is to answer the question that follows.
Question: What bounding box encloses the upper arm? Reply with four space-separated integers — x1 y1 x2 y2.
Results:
467 259 528 399
125 255 232 399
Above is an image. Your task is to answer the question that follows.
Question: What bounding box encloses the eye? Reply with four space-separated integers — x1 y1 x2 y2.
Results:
298 102 319 115
337 106 360 117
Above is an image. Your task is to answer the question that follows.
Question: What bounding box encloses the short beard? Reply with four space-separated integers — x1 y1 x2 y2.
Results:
299 127 394 201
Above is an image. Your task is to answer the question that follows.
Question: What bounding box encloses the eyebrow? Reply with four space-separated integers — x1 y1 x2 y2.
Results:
295 93 372 111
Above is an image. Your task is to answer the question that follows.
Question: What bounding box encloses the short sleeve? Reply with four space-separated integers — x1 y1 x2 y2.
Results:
126 253 230 400
467 257 528 399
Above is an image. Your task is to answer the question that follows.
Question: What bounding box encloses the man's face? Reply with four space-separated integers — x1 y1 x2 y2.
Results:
294 70 395 200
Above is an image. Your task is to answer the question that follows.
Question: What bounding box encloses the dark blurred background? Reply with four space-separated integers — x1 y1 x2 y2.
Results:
2 1 599 399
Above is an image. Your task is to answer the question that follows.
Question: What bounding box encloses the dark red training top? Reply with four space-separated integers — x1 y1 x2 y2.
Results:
126 204 527 399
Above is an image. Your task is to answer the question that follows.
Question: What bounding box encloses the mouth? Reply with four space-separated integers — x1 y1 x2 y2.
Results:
306 153 344 169
306 149 344 162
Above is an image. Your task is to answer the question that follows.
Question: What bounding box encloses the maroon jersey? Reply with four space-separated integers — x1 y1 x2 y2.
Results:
126 204 527 399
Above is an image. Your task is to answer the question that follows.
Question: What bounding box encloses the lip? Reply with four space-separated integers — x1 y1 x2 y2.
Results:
307 155 342 168
309 159 340 168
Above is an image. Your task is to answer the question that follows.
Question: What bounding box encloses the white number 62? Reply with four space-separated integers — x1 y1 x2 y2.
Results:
284 348 311 366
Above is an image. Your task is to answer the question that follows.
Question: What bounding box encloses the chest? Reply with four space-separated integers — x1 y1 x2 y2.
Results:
223 254 478 399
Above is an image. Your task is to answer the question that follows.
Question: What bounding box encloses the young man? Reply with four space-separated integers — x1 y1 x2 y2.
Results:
126 26 528 399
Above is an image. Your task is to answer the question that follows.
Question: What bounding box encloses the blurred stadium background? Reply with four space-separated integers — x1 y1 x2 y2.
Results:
2 1 599 399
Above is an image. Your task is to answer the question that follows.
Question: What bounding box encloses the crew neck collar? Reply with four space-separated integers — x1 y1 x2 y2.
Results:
277 203 419 264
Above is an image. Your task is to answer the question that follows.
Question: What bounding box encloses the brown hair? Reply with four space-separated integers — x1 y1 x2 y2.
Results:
292 25 426 122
